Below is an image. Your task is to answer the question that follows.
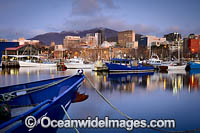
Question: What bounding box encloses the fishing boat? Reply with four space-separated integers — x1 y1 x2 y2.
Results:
186 61 200 71
105 58 155 73
64 58 93 69
0 70 85 132
19 60 57 67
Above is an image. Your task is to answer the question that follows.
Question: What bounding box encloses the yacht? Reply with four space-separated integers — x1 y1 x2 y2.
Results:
64 58 93 69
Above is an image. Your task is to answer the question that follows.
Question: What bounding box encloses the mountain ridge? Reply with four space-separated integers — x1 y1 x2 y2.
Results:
30 28 142 45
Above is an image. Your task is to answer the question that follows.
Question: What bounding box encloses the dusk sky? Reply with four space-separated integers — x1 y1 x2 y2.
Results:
0 0 200 40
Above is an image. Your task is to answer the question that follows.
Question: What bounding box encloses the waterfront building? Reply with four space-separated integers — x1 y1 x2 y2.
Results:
0 38 8 42
164 32 181 42
188 39 200 53
126 41 138 49
183 34 200 55
50 41 56 47
138 35 166 48
183 37 189 53
54 44 66 59
63 36 80 49
101 41 116 48
99 29 105 44
85 34 97 48
12 38 40 45
95 33 102 46
4 44 38 56
118 30 135 48
1 44 40 62
94 29 105 46
0 42 19 63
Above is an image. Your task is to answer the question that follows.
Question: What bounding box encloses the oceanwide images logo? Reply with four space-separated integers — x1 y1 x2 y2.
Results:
25 115 176 131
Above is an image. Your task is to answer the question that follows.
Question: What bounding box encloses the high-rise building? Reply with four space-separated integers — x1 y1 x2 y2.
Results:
138 35 166 48
94 29 105 46
188 39 200 53
86 34 97 48
183 37 189 52
63 36 80 49
183 34 200 53
100 29 105 43
118 30 135 47
164 32 181 42
95 33 102 46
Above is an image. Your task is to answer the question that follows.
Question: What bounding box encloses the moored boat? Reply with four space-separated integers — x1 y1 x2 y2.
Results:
168 64 186 70
92 60 108 71
64 58 93 69
147 55 162 66
159 61 186 71
0 70 85 132
186 61 200 71
19 60 57 67
105 58 155 73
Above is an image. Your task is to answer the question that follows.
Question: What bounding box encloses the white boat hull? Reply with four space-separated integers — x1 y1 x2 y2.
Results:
64 63 92 69
168 65 186 70
19 61 56 67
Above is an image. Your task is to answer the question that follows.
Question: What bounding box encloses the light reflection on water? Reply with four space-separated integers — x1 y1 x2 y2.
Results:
0 68 200 132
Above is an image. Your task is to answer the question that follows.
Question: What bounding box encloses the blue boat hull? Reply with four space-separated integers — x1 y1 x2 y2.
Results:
0 74 85 132
186 62 200 70
106 63 154 72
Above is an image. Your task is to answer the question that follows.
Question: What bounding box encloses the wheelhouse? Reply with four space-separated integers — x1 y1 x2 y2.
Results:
111 58 133 66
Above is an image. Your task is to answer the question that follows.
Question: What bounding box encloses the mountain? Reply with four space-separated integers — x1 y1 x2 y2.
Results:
30 28 142 45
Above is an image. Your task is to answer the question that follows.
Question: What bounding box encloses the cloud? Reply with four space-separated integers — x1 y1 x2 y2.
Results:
132 24 160 34
62 15 160 35
63 15 124 30
100 0 118 9
71 0 118 16
72 0 100 16
165 26 183 33
68 0 159 35
0 28 47 40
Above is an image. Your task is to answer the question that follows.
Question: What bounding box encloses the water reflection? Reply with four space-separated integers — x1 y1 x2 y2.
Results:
1 68 20 75
91 71 200 95
0 67 59 87
1 68 200 94
0 68 200 132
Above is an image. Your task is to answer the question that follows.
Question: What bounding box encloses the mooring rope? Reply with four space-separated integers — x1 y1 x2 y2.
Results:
61 105 79 133
85 76 200 133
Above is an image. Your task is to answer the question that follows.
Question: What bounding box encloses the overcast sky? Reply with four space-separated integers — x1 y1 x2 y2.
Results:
0 0 200 40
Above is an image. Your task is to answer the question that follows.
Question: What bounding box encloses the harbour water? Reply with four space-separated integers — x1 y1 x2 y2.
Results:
0 68 200 132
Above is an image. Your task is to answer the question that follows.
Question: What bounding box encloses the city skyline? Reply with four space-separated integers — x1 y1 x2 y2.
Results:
0 0 200 40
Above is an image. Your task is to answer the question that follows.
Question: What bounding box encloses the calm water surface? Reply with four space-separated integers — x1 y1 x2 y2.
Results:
0 68 200 133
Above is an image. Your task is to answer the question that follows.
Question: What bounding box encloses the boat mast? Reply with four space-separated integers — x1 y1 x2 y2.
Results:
178 40 180 63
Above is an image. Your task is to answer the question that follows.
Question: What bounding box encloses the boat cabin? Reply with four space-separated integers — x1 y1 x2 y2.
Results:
110 58 138 66
147 55 162 65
